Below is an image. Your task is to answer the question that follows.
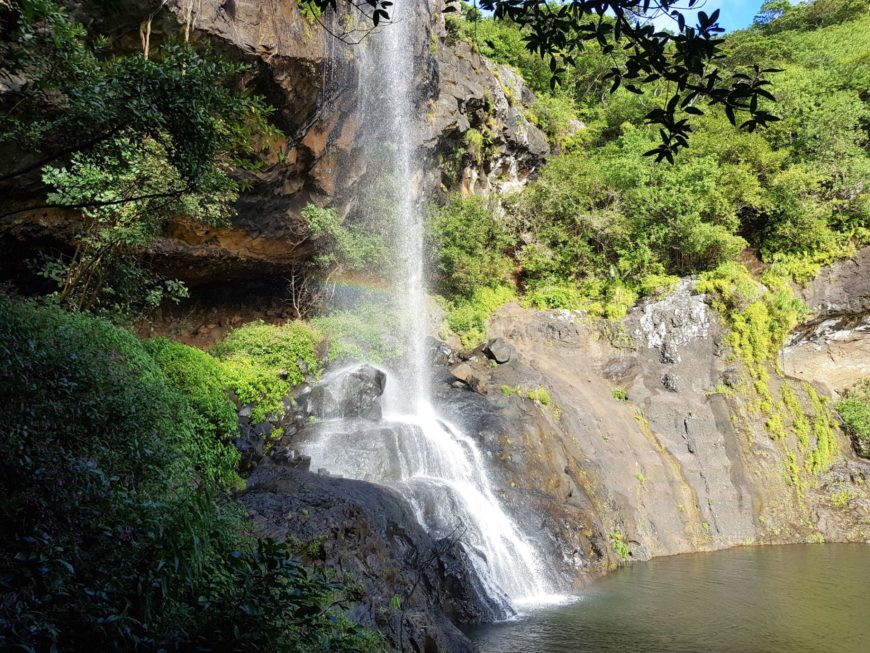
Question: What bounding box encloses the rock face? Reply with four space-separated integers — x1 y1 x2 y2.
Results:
0 0 548 291
429 281 870 587
783 248 870 395
240 463 492 653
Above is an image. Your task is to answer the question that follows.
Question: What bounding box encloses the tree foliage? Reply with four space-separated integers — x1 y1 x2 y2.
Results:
0 298 381 651
429 2 868 324
1 0 279 318
306 0 786 160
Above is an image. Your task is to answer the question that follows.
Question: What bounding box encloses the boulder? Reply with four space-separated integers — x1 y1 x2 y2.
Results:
307 364 387 420
484 337 514 364
240 464 506 652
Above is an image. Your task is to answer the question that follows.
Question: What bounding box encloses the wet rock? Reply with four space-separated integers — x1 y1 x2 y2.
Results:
270 446 311 470
484 337 514 364
307 365 386 421
240 465 499 652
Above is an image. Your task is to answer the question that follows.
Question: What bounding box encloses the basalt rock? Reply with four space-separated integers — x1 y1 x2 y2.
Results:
428 278 870 590
307 364 387 420
0 0 547 295
240 463 501 652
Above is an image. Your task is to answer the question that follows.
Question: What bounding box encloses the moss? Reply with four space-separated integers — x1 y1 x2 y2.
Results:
526 386 552 405
786 451 803 492
805 384 838 473
782 383 811 449
831 489 852 508
502 384 551 405
766 412 787 440
609 531 630 560
697 262 806 379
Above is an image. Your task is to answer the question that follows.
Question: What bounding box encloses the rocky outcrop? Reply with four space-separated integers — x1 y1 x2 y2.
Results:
0 0 548 291
423 38 549 195
784 247 870 394
428 281 869 587
240 463 486 653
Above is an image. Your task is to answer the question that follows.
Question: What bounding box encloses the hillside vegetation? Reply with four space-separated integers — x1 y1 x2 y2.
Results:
431 0 869 342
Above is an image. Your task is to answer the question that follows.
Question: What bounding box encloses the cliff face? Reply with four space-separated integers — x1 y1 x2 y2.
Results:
429 277 870 587
0 0 548 288
783 248 870 394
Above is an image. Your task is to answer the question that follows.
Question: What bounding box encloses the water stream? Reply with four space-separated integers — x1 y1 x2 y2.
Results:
298 4 556 614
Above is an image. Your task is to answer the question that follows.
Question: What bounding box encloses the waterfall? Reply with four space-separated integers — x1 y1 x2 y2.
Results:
299 3 558 615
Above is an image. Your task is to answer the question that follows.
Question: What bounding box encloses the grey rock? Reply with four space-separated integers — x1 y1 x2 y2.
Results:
484 337 514 364
307 364 386 421
240 466 497 652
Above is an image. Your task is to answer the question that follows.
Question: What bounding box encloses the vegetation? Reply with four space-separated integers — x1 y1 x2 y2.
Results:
441 286 517 348
427 1 868 344
501 384 552 405
837 379 870 458
313 0 786 161
0 298 380 651
312 303 404 364
609 531 630 561
211 321 322 424
1 0 279 321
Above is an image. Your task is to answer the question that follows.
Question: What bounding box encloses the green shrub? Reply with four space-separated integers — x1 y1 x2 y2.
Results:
609 531 630 560
311 304 404 364
211 321 321 423
837 379 870 458
145 338 242 489
0 298 379 650
612 388 629 402
426 194 513 298
442 285 516 348
526 386 552 405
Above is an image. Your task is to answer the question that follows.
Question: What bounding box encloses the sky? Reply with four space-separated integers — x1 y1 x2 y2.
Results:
649 1 791 33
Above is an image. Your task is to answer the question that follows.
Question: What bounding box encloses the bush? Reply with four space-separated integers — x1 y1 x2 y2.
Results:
211 321 321 423
426 194 513 298
0 298 380 651
311 304 404 365
145 338 242 489
442 285 516 348
837 379 870 458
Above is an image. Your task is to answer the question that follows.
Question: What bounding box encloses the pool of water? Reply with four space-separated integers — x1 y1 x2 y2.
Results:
468 544 870 653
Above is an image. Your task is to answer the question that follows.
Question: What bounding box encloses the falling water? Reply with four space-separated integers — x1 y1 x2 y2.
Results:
300 3 557 614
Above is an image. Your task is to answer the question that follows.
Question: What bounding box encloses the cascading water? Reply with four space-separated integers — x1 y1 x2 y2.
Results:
300 3 557 614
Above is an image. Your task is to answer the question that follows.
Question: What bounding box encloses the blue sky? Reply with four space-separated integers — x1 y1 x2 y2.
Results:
649 1 781 33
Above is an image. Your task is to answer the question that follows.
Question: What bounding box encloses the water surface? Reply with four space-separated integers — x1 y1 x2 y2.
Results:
469 544 870 653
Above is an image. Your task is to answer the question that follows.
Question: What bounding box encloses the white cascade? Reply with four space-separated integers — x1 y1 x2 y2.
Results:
301 3 559 613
